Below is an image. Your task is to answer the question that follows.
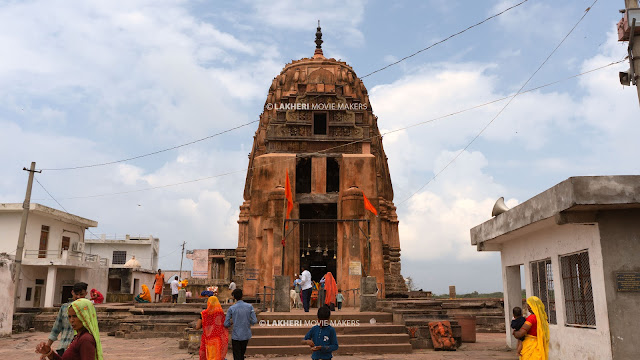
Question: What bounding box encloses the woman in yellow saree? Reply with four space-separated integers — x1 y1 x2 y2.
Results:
513 296 550 360
196 296 229 360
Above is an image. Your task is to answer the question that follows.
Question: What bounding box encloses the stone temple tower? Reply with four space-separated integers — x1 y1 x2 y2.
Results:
235 24 407 298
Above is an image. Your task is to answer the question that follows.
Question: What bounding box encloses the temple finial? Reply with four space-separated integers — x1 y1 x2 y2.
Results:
314 20 324 58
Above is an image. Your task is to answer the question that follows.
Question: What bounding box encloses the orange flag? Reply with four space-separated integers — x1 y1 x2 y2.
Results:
362 191 378 216
284 170 294 228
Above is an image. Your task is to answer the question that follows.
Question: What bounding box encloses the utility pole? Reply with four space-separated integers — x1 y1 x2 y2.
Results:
13 162 41 311
178 241 186 280
624 0 640 105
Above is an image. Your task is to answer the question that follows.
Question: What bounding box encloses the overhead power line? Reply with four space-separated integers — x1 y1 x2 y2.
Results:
36 57 624 202
40 1 528 172
361 0 529 79
397 0 600 206
40 119 260 171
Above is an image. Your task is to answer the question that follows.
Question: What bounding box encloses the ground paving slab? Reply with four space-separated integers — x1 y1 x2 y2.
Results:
0 332 514 360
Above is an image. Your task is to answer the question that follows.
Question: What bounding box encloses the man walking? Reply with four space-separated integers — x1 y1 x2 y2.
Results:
44 282 88 356
224 289 257 360
300 267 312 312
152 268 165 303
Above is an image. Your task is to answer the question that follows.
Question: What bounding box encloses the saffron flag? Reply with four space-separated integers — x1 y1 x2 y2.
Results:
362 191 378 216
284 170 294 229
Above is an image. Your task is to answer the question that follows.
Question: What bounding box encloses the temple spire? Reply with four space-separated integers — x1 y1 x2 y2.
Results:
314 20 324 58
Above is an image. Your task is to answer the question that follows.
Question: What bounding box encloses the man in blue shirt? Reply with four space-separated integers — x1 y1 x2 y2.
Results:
302 306 339 359
224 288 258 360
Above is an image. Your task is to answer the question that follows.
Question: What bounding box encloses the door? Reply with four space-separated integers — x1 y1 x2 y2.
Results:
39 225 50 258
133 279 140 296
33 286 42 307
61 286 73 304
61 236 70 255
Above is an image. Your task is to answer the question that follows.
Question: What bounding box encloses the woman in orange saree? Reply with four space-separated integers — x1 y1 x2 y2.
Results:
196 296 229 360
513 296 550 360
323 272 337 310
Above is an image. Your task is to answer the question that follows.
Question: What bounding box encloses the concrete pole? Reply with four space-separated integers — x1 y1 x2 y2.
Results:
178 241 185 280
13 162 39 311
626 0 640 105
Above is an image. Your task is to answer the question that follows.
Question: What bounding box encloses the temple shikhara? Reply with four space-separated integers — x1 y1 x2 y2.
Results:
235 24 407 297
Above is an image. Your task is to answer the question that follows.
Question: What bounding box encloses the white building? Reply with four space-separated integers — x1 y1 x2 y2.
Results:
0 203 109 308
470 176 640 360
85 234 159 299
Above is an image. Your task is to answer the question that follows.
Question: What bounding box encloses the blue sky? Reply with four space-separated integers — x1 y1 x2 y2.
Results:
1 0 638 294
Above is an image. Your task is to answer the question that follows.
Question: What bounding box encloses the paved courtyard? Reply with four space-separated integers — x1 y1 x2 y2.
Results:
0 332 515 360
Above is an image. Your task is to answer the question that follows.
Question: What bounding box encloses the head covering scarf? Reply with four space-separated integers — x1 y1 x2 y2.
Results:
90 289 104 304
199 296 228 360
140 285 152 302
324 272 338 306
71 298 103 360
520 296 550 360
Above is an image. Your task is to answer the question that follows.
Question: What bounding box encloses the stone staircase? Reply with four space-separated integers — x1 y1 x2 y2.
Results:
33 305 132 333
247 311 411 356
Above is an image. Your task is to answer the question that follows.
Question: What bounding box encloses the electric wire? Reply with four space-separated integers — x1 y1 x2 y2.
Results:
360 0 529 79
38 0 528 172
39 119 260 171
36 177 179 258
36 57 624 201
397 0 600 206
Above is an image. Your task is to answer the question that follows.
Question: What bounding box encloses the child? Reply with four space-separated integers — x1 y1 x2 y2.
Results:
302 306 339 359
336 290 344 311
511 306 526 356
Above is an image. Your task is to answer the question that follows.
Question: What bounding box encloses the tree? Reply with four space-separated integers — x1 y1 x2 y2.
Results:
405 276 417 291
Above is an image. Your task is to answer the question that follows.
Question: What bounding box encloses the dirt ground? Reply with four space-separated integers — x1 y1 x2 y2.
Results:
0 332 516 360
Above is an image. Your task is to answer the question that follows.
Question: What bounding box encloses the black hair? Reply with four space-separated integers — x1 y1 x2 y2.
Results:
175 275 178 280
338 289 342 292
232 288 243 300
513 306 522 317
317 305 331 320
73 282 88 294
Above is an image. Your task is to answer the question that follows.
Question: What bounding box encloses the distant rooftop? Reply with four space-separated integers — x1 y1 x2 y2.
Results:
0 203 97 228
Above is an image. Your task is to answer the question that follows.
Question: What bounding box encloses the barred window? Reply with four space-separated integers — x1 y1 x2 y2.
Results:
112 250 127 265
561 251 595 327
530 259 557 324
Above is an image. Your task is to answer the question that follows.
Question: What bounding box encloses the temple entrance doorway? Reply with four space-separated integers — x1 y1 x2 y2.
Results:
299 204 337 283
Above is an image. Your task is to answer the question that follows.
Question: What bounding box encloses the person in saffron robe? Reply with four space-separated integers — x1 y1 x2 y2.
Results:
152 269 165 302
323 272 337 311
134 285 152 303
36 298 104 360
89 289 104 304
196 296 229 360
512 296 550 360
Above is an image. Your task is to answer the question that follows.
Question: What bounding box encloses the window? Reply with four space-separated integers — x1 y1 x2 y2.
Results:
296 157 311 194
25 287 32 301
313 113 327 135
561 251 596 326
530 259 557 324
39 225 50 258
326 157 340 193
112 251 127 265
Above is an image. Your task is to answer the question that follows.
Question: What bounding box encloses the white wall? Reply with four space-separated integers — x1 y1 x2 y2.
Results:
86 242 156 271
0 254 15 336
131 271 155 295
499 219 612 359
79 267 109 302
0 212 85 258
16 266 48 308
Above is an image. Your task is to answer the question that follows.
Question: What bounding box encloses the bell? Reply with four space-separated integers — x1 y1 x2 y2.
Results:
323 246 328 257
302 252 305 258
315 244 322 253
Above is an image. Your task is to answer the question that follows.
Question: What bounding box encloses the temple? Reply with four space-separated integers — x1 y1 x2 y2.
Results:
235 23 407 297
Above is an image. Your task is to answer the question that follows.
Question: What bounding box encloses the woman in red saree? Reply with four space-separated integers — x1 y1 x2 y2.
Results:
90 289 104 304
323 272 338 310
196 296 228 360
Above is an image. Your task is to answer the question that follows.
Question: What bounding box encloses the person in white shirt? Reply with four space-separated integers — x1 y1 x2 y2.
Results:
229 281 236 291
170 276 180 303
299 267 312 312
